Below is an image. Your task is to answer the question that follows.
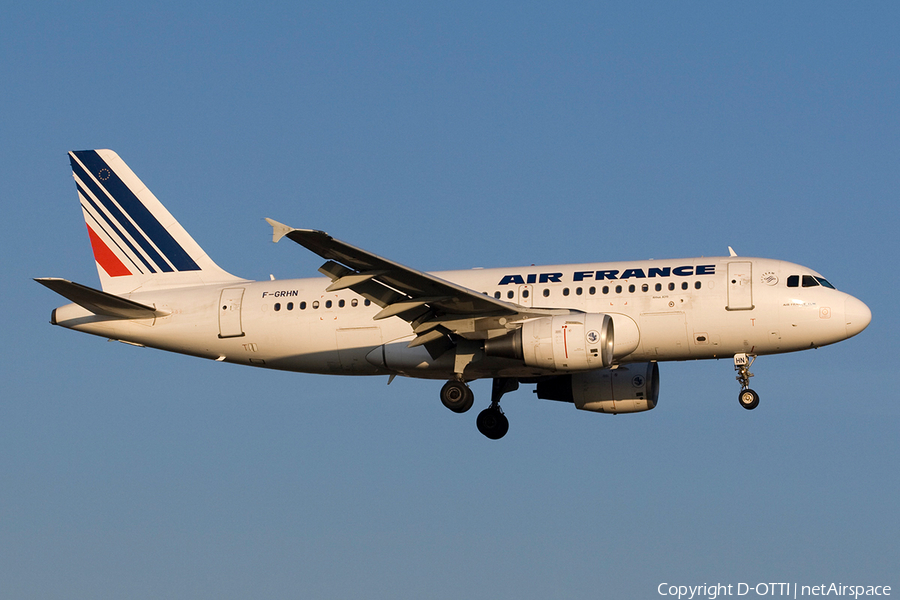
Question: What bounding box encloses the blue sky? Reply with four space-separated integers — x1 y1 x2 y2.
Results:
2 2 897 598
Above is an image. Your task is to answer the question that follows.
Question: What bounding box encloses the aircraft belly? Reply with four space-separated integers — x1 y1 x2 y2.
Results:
336 327 383 374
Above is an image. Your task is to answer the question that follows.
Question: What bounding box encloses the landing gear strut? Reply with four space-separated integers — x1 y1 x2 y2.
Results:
476 378 517 440
734 353 760 410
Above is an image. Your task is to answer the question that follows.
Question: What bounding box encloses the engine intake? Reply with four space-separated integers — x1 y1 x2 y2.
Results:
535 362 660 414
485 313 614 371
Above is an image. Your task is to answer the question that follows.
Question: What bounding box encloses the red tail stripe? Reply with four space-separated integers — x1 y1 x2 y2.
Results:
87 225 132 277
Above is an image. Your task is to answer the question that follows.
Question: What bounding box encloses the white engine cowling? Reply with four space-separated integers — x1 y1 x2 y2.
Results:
535 362 660 414
485 313 614 371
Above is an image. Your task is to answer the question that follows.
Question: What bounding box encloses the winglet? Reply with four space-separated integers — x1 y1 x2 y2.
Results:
728 246 738 257
266 218 294 243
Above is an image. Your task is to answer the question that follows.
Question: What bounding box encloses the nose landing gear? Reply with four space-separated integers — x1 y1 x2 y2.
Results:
734 353 759 410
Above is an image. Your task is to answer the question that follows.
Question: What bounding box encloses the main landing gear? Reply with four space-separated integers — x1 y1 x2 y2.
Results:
440 380 474 414
476 378 517 440
734 353 760 410
440 377 517 440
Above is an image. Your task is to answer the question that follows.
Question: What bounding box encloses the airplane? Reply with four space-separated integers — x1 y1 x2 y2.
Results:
36 149 872 439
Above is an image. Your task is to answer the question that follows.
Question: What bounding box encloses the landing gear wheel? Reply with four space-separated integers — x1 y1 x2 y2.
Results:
440 380 474 413
738 388 760 410
476 407 509 440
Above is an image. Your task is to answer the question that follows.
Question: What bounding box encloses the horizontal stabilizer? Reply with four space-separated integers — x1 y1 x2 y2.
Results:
34 278 168 319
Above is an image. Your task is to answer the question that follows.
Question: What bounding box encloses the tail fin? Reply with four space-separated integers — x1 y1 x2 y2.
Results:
69 149 242 294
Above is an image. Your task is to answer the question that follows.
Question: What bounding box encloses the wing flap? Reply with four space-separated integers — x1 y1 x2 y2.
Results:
325 270 388 292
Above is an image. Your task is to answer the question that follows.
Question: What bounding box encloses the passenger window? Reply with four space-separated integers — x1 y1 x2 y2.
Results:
668 282 675 291
576 287 582 296
694 281 701 290
522 289 530 298
543 289 550 297
300 301 307 310
274 303 281 311
507 290 514 299
325 300 332 308
494 291 501 299
787 275 799 287
364 299 371 306
681 282 688 290
351 299 358 307
642 284 649 292
602 286 609 295
628 284 635 293
563 288 570 296
655 283 662 292
339 299 345 308
589 286 596 295
313 301 320 309
287 302 294 310
615 285 622 294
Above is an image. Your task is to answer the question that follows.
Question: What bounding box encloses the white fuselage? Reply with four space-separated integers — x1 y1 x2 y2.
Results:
51 256 870 380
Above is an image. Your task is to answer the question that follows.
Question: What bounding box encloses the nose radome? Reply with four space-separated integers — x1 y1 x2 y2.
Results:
844 296 871 338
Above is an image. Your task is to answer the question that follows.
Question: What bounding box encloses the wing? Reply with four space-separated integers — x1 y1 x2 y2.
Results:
266 219 566 348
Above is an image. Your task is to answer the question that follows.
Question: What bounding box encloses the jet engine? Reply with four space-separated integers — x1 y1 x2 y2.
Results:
485 313 614 371
535 362 659 414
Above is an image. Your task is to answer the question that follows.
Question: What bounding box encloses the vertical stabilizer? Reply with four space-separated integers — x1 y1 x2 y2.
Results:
69 149 243 294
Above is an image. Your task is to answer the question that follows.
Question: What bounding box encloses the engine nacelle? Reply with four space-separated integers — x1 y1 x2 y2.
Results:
535 362 660 414
485 313 614 371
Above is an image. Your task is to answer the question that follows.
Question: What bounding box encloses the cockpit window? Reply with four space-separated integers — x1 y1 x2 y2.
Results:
815 276 835 289
787 274 836 289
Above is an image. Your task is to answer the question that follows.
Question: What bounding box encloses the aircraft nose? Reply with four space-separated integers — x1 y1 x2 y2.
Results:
844 296 871 338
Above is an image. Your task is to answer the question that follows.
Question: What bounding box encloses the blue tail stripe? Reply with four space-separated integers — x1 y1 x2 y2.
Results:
77 181 152 274
71 151 201 272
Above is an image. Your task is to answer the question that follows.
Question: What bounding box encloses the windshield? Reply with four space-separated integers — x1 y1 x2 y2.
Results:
815 276 835 289
786 274 836 289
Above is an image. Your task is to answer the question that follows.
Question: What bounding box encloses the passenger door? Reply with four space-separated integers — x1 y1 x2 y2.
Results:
218 288 245 338
726 262 754 311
